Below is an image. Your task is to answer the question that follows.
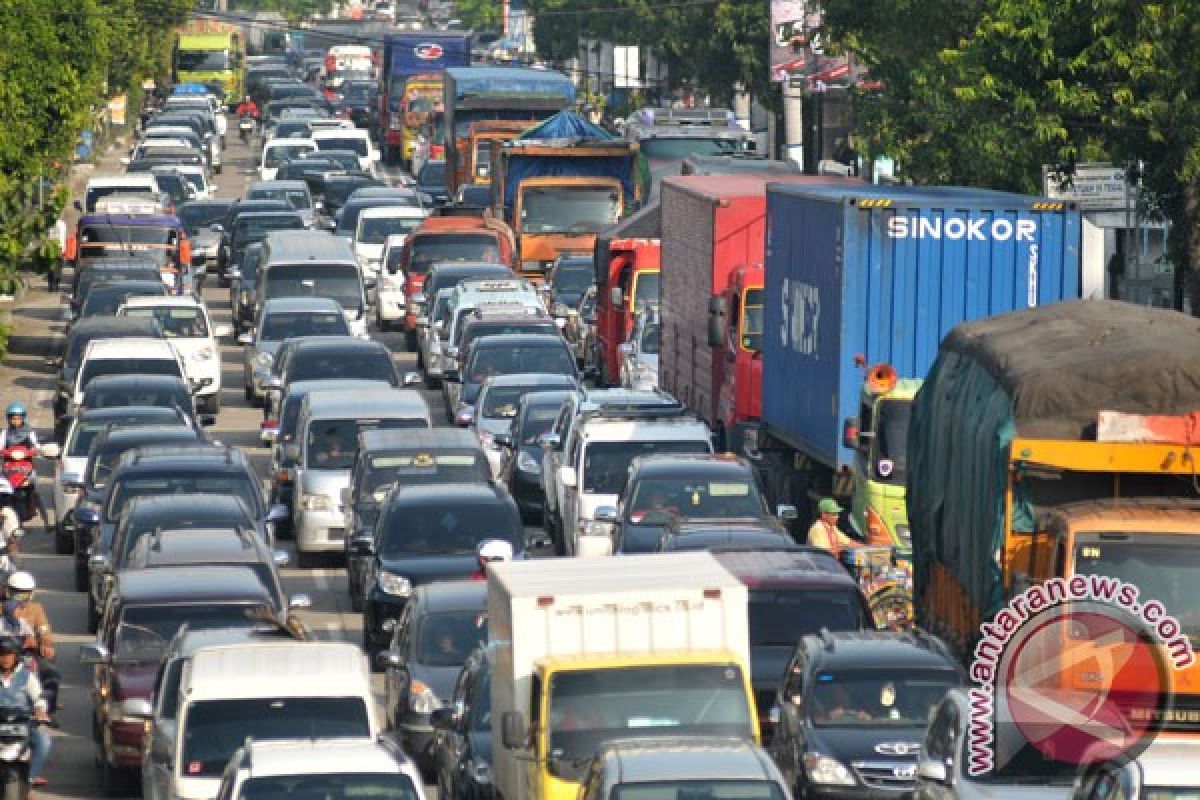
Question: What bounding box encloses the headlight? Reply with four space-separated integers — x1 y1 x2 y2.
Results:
300 493 332 512
517 451 540 474
469 759 492 785
408 679 442 714
378 570 412 597
193 346 214 361
255 352 274 368
803 753 856 786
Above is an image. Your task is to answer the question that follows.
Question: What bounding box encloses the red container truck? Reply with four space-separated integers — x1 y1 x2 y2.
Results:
658 174 855 453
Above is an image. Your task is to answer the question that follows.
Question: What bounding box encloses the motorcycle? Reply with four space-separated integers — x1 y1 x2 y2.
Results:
238 114 257 144
0 705 32 800
839 545 915 631
0 448 35 525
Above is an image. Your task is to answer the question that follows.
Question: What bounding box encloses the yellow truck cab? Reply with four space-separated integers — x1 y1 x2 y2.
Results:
848 363 919 549
487 553 758 800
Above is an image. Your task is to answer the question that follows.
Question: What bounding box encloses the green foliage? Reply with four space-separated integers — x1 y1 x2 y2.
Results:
453 0 503 33
821 0 1200 308
528 0 772 106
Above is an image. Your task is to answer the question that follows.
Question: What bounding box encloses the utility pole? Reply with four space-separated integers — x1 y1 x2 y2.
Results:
783 78 804 169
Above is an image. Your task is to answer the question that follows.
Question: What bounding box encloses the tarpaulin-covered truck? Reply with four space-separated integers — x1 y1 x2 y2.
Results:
378 34 470 165
493 111 639 284
909 299 1200 744
760 185 1082 543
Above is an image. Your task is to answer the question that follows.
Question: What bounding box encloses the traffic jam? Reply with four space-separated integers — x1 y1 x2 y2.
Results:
0 4 1195 800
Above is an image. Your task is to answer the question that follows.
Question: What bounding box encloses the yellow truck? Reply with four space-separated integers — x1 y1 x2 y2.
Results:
173 20 244 101
910 300 1200 756
483 553 757 800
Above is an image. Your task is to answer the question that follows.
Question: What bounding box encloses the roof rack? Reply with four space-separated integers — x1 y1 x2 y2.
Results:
578 401 695 424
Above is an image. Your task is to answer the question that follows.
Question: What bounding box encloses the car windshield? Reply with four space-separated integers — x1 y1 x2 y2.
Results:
748 589 870 646
316 137 369 157
116 514 254 567
627 476 766 522
615 782 786 800
363 453 490 502
546 665 754 778
465 347 575 398
265 264 362 312
115 604 269 662
553 264 593 295
639 138 746 159
261 311 348 340
810 668 960 727
265 143 315 167
81 285 168 316
80 357 180 390
410 234 502 272
632 272 660 311
175 49 231 71
236 216 304 243
482 385 550 419
741 288 763 351
518 406 560 445
288 350 395 386
415 611 488 667
379 503 517 558
108 474 259 522
69 414 178 456
639 322 660 354
359 215 423 245
181 697 371 777
239 774 420 800
123 306 208 338
306 417 426 470
873 398 910 484
84 386 189 413
249 188 312 210
521 186 621 234
273 122 313 139
341 82 375 103
583 440 711 495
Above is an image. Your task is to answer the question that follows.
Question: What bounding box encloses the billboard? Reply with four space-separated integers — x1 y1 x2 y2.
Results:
770 0 863 88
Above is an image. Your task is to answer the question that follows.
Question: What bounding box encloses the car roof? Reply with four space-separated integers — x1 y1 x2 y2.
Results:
803 630 960 671
261 296 345 314
303 388 429 418
79 406 185 425
282 378 392 401
83 337 176 358
289 336 389 356
598 737 777 783
385 482 509 508
414 580 487 612
84 374 189 390
236 738 411 779
114 565 275 604
359 205 427 219
235 210 305 222
630 453 754 478
84 280 168 296
482 372 578 390
469 333 568 350
128 528 269 567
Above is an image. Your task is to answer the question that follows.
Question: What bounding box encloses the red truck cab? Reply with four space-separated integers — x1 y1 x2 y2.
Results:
593 237 660 387
396 214 516 345
711 265 764 455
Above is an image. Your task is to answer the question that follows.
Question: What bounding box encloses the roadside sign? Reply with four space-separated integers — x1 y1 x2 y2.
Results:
1042 163 1132 211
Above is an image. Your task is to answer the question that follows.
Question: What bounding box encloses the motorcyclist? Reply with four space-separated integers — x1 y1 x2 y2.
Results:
235 96 260 119
0 404 38 451
469 539 514 581
5 573 58 719
0 635 50 788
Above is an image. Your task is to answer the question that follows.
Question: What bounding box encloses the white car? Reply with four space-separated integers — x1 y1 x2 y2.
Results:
117 296 232 414
375 233 409 329
260 137 317 181
311 127 379 175
213 738 425 800
173 164 211 200
354 206 429 280
620 306 660 391
70 337 188 417
82 174 161 213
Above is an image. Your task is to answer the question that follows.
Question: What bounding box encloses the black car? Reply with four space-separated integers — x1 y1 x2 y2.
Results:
322 174 385 220
454 184 491 209
379 581 488 776
77 279 167 320
657 521 797 552
451 334 578 427
344 429 492 609
231 241 265 335
79 374 200 419
431 645 494 800
51 315 163 424
451 312 560 373
268 336 401 410
417 160 448 206
771 630 963 798
608 454 793 554
713 548 876 743
497 390 576 521
338 80 378 128
217 199 292 285
356 483 522 658
228 210 307 275
546 254 594 314
68 258 163 315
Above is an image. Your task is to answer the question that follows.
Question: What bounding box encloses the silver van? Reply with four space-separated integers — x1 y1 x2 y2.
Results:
291 388 432 566
258 230 370 337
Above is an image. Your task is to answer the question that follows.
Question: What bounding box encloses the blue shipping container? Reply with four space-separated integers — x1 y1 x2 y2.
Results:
762 184 1082 470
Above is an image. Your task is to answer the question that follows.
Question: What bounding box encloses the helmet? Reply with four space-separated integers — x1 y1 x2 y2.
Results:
4 403 24 418
477 539 514 564
0 636 20 655
6 573 34 593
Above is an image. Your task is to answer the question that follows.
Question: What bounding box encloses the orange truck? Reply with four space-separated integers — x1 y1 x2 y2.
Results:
447 119 533 199
390 214 516 348
911 300 1200 750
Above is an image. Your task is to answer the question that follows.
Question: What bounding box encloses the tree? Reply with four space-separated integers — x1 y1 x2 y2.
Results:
820 0 1200 310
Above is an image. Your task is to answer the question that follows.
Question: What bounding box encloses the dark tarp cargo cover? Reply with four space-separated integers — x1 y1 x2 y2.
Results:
908 300 1200 620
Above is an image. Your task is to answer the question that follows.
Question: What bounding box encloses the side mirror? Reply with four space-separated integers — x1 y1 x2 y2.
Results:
73 506 100 526
376 649 404 670
266 503 289 523
538 432 560 450
121 698 154 718
593 506 618 524
609 287 623 307
707 314 724 349
288 592 312 610
228 268 242 280
273 549 290 567
915 758 949 785
554 317 567 330
776 504 798 521
237 332 254 345
349 535 375 555
558 465 576 489
403 371 421 386
79 643 111 665
501 710 527 750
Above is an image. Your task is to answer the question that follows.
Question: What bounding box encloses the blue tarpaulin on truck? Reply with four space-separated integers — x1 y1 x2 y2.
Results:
517 110 613 145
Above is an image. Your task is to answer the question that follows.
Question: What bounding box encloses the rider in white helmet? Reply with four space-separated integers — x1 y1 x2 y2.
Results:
470 539 514 581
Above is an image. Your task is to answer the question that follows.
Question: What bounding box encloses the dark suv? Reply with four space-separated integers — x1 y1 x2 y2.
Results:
771 630 963 798
607 454 795 554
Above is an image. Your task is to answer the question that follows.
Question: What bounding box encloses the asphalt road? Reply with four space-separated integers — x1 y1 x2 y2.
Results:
16 130 502 799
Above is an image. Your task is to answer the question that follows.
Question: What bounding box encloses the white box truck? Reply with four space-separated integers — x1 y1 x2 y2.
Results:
487 552 757 800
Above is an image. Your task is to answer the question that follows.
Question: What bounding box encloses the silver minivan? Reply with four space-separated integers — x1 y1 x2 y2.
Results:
258 230 371 337
290 388 432 566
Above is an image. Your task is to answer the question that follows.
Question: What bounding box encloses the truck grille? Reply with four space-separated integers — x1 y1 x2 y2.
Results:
852 761 916 791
